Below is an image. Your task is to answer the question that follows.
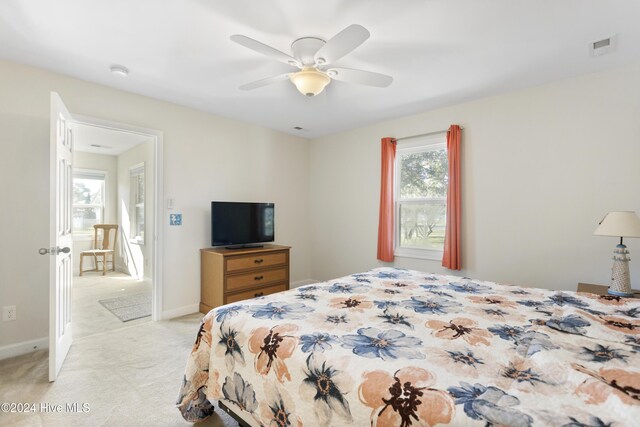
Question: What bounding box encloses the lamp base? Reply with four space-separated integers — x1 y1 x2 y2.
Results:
607 288 635 298
609 243 633 297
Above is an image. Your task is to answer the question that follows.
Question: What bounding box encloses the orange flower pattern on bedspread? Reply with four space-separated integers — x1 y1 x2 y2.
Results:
177 268 640 425
248 324 298 383
359 367 455 426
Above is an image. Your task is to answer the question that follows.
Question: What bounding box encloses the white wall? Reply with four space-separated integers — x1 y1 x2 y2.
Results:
0 60 311 350
72 152 118 275
309 63 640 291
2 56 638 354
116 140 154 279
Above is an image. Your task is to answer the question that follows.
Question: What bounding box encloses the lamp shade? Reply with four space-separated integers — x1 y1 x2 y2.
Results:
593 211 640 237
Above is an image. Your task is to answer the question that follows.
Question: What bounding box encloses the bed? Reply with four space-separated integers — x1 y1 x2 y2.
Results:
177 267 640 426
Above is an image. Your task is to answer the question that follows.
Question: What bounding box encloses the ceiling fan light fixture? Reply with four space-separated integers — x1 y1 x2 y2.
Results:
232 25 392 95
290 68 331 97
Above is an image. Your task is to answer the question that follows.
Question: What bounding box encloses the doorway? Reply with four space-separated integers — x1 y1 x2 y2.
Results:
73 114 163 314
71 122 159 338
70 115 163 328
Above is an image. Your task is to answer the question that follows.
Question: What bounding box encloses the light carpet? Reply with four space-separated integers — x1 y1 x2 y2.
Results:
0 313 235 427
73 272 152 339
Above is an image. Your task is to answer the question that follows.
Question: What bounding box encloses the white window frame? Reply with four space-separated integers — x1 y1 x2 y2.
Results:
72 169 107 238
130 162 145 245
394 134 447 260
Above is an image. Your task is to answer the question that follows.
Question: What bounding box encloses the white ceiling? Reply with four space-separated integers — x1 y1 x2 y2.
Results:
74 123 149 155
0 0 638 139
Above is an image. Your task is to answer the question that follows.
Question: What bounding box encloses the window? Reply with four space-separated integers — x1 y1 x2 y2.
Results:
130 163 145 244
395 135 448 259
73 170 106 234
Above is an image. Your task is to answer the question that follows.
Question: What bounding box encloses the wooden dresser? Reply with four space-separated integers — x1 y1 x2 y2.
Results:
200 244 290 314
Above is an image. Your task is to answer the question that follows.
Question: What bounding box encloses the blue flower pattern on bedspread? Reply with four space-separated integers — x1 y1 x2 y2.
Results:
249 301 314 320
448 382 534 426
341 327 424 360
327 282 366 294
214 305 242 323
177 267 640 426
404 295 462 314
446 281 493 294
299 332 338 353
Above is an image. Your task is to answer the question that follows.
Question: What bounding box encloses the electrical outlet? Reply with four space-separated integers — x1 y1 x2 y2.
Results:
2 305 16 322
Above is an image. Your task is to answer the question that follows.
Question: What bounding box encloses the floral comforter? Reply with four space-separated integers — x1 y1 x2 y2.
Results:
177 267 640 426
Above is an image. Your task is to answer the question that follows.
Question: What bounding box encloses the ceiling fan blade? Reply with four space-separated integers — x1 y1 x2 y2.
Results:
314 24 370 65
230 34 300 67
327 67 393 88
239 73 291 91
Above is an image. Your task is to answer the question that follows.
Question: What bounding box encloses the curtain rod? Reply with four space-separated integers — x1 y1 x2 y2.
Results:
395 127 464 142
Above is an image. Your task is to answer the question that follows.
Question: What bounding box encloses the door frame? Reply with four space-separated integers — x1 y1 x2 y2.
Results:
72 114 164 321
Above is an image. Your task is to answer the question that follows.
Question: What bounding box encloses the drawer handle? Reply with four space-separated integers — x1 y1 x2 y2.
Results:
254 275 264 281
254 292 264 297
254 259 264 264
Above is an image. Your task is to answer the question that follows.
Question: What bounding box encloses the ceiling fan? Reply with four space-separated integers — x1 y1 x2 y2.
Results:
230 24 393 97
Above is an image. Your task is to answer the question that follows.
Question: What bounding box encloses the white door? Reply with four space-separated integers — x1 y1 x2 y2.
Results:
45 92 74 381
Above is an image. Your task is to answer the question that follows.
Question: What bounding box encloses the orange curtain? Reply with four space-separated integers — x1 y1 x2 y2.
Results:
442 125 462 270
377 137 397 262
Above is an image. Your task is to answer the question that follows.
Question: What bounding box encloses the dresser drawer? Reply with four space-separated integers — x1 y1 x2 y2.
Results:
224 284 288 304
226 251 287 273
200 245 290 314
225 267 288 292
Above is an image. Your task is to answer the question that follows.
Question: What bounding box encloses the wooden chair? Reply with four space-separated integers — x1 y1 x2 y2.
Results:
79 224 119 276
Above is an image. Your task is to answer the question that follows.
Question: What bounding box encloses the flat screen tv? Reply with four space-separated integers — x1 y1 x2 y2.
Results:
211 201 275 248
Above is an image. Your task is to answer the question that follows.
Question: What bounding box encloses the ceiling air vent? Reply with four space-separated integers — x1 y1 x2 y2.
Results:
590 35 617 57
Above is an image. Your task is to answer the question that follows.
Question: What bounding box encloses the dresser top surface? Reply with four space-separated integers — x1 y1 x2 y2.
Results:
201 244 290 256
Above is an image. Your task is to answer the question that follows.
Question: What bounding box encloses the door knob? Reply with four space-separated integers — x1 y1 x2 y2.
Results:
39 247 71 255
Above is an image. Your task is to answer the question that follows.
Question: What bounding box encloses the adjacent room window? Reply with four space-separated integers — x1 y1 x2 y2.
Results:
72 170 106 234
130 163 145 244
395 134 448 259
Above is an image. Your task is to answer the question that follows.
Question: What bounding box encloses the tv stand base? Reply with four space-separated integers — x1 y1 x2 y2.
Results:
224 244 264 250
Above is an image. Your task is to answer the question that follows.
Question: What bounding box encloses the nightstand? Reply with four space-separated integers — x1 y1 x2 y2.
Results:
577 283 640 298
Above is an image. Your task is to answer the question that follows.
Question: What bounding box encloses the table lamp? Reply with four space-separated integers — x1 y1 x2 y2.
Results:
593 211 640 297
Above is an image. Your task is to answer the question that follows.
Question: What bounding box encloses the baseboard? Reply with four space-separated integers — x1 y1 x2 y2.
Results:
162 304 200 320
73 266 133 277
115 264 129 274
0 337 48 361
291 279 318 289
